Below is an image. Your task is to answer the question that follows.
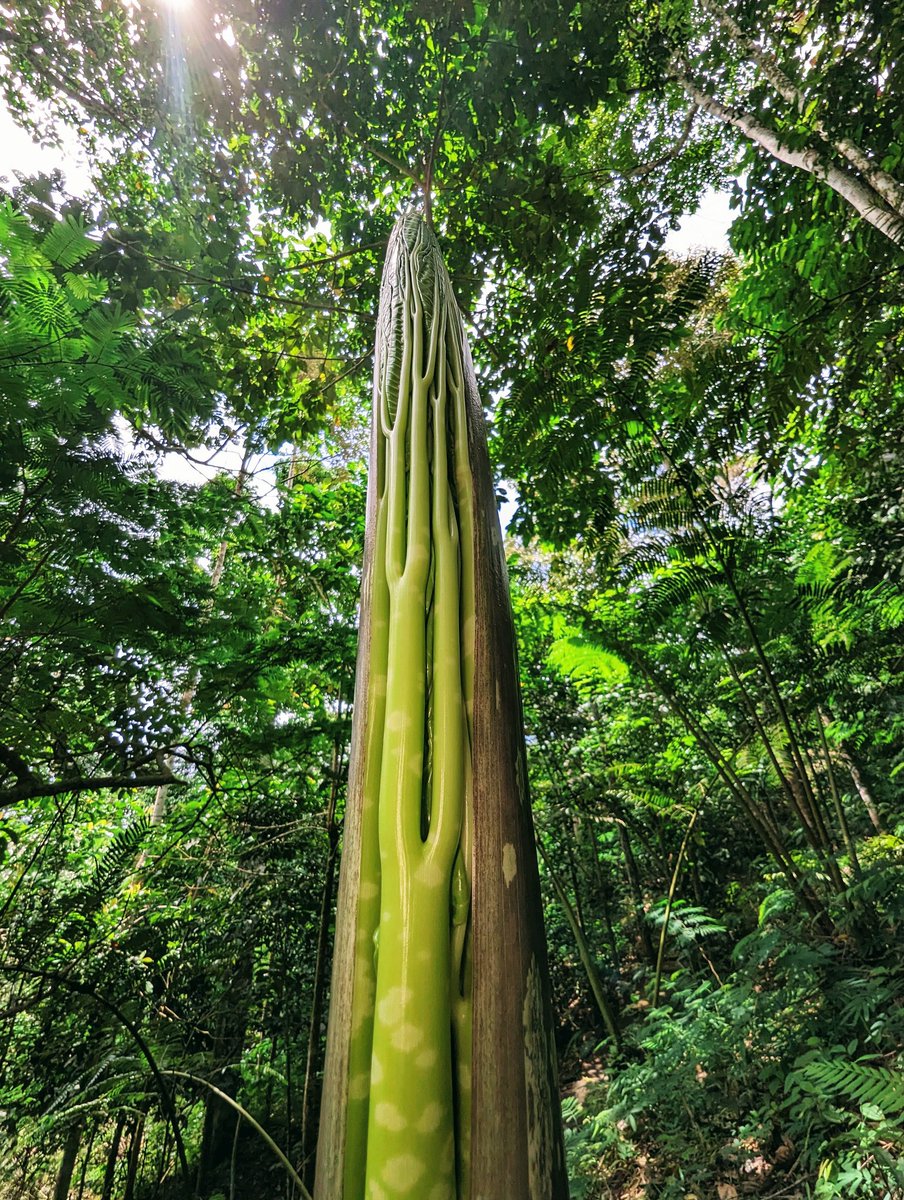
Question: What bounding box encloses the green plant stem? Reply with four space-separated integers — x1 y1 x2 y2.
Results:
537 838 621 1046
721 650 819 845
622 648 832 931
652 786 707 1009
650 432 844 887
163 1071 311 1199
815 715 862 880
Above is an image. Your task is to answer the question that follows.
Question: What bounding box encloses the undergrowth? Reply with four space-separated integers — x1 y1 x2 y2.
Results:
563 844 904 1199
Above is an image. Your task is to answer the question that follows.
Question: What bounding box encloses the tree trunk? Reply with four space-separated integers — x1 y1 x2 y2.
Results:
617 822 656 967
13 1148 34 1200
228 1114 241 1200
0 975 25 1079
283 943 295 1173
537 839 621 1046
100 1115 126 1200
152 1127 171 1199
675 66 904 246
588 823 620 966
53 1123 82 1200
122 1117 144 1200
563 812 587 932
698 0 904 217
300 741 343 1188
196 1065 244 1192
846 752 882 833
195 963 251 1193
689 860 705 908
196 1099 217 1195
76 1123 97 1200
820 711 884 834
264 1032 278 1125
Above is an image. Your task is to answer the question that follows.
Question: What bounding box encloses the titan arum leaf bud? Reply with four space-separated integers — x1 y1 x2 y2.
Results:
315 212 568 1200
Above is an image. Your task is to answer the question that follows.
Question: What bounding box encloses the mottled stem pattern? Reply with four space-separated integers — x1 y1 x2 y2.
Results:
345 215 475 1200
316 213 567 1200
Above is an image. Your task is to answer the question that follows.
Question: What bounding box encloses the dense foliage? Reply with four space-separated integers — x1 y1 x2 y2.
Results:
0 1 902 1197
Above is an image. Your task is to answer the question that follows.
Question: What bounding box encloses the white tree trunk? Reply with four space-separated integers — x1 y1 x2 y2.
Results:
697 0 904 218
676 70 904 246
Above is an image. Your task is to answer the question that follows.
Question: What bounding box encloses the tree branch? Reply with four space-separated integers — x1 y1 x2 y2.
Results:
698 0 904 218
0 34 127 125
0 747 35 788
104 235 374 318
0 771 183 806
277 240 387 275
315 97 427 192
674 63 904 246
623 105 699 179
0 546 54 623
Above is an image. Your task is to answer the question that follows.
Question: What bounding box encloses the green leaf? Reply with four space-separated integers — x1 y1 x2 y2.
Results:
40 214 95 269
547 636 630 692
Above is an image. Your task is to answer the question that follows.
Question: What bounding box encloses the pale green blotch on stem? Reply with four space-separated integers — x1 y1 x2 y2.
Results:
341 213 476 1200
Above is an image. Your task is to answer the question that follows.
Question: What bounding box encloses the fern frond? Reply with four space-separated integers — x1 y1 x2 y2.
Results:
794 1057 904 1117
648 899 727 944
40 213 95 269
547 636 630 694
76 815 151 917
81 303 136 363
8 275 75 337
64 270 108 303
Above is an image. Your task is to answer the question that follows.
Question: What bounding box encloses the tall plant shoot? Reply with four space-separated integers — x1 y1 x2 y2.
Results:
315 213 567 1200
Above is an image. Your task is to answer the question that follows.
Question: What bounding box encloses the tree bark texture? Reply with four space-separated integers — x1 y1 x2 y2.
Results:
464 335 567 1198
52 1123 82 1200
